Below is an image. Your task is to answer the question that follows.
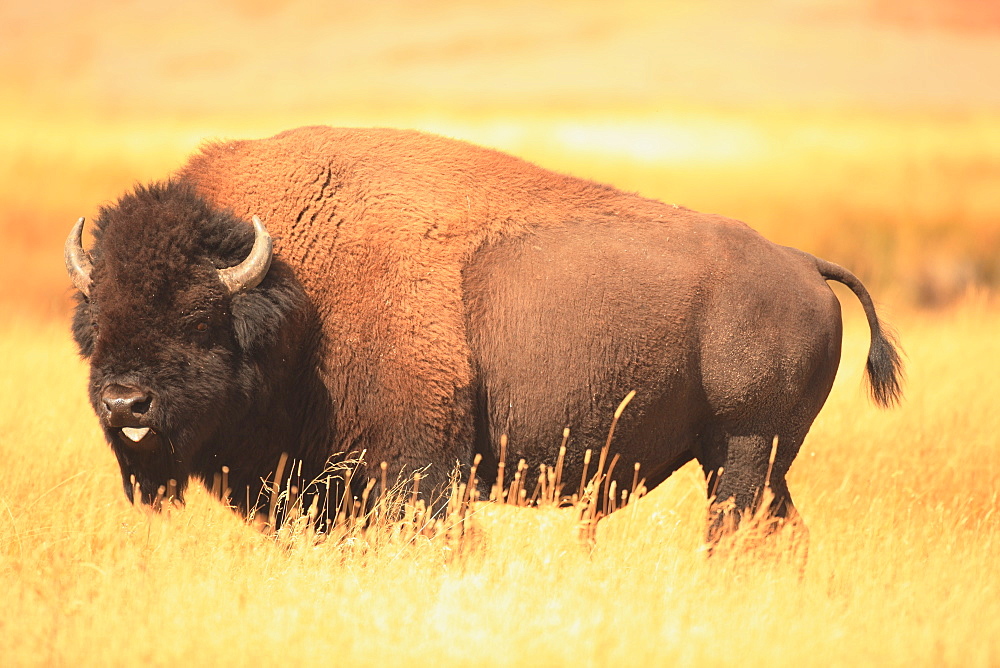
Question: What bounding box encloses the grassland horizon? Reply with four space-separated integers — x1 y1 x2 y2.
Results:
5 0 1000 318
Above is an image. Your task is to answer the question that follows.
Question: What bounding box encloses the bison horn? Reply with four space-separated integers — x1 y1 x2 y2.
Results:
65 217 94 298
217 215 273 295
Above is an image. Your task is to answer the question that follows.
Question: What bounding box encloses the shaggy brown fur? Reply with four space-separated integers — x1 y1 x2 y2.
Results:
72 126 901 541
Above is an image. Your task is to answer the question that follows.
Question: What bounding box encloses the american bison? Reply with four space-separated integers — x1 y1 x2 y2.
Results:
66 126 902 542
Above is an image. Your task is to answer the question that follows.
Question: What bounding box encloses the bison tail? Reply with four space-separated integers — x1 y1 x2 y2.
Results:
816 258 904 408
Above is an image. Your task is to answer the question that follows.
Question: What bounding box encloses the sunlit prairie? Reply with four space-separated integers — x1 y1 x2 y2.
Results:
2 0 1000 665
1 299 999 666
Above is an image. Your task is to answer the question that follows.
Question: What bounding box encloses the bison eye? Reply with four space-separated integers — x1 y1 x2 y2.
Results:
190 319 213 346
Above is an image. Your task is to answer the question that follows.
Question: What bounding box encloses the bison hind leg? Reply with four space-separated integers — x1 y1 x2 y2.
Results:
700 430 810 565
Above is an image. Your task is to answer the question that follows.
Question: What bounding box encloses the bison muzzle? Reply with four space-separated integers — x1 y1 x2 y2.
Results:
65 126 902 546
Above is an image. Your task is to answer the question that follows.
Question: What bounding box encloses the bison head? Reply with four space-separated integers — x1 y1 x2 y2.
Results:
66 182 311 507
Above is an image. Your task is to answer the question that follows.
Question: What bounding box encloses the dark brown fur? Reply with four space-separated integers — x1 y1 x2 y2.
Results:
72 126 902 541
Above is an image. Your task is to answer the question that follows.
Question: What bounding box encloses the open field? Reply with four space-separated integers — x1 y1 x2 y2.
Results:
2 0 1000 664
1 298 999 666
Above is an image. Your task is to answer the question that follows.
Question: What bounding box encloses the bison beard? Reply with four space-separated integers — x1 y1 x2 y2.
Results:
66 127 902 548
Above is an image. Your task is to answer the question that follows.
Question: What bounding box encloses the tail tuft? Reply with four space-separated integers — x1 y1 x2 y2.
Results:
866 320 904 408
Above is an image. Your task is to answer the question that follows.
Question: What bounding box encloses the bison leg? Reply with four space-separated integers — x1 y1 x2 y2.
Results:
700 431 808 550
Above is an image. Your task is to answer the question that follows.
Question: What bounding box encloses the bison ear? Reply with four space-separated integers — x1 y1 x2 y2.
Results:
71 298 95 358
229 259 304 355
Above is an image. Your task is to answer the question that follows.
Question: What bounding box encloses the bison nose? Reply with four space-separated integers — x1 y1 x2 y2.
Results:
101 384 154 426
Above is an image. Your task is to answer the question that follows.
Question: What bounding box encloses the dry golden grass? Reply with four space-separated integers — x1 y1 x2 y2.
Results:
3 1 999 664
1 297 998 666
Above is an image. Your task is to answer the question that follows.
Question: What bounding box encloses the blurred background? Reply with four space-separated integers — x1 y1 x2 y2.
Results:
3 0 999 318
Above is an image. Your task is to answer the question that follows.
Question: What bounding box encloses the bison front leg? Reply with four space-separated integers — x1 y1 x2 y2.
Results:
701 432 808 555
